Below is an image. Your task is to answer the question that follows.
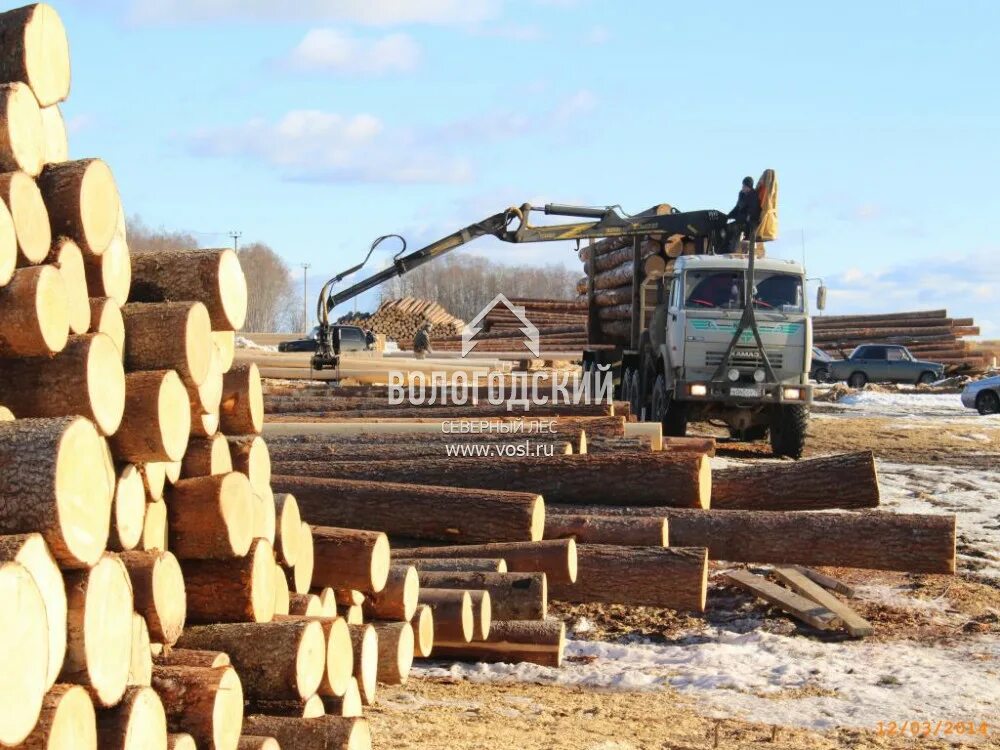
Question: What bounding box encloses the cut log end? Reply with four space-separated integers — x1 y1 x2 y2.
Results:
414 604 434 658
0 82 43 176
1 169 49 264
324 616 354 698
1 4 72 107
0 561 49 745
96 686 167 750
24 683 97 750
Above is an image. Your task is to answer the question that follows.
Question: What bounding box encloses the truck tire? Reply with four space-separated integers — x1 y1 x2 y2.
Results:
976 390 1000 415
729 425 769 441
917 371 937 386
652 375 688 437
770 404 808 458
848 372 867 388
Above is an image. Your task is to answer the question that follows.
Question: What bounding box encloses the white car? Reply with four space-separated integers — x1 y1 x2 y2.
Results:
961 375 1000 415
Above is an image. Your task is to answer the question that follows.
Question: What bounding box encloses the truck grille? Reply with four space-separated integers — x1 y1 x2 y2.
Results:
705 349 784 369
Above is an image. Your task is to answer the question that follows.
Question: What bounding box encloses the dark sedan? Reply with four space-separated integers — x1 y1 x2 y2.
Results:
278 325 370 353
827 344 944 387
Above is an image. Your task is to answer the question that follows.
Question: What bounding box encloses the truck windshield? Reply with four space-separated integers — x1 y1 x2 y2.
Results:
685 271 803 312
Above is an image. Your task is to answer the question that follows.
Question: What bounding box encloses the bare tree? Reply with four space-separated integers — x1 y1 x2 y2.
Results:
126 215 199 254
238 242 298 332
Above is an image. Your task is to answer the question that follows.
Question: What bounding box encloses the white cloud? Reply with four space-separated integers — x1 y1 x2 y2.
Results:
434 89 598 142
585 25 610 44
285 28 421 74
188 110 472 184
127 0 501 25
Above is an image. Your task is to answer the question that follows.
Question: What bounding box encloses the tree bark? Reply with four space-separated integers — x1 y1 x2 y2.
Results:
121 302 212 387
0 265 68 356
548 545 708 612
362 565 418 621
129 249 248 331
181 434 233 479
19 683 96 750
244 695 324 719
154 649 230 670
40 159 119 254
395 557 508 573
370 621 414 685
416 571 546 620
0 169 49 263
118 550 187 644
712 451 880 510
181 539 276 624
288 593 322 616
151 665 243 750
240 716 370 750
394 539 577 585
311 526 390 594
95 686 168 750
418 588 473 643
0 82 43 175
0 4 71 106
165 473 253 560
221 364 264 434
238 737 280 750
545 513 668 546
320 679 362 718
430 619 565 668
109 370 191 463
274 475 543 544
0 560 49 744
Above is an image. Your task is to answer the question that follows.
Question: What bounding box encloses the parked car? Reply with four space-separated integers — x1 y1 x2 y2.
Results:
277 325 369 353
810 346 835 382
827 344 944 387
961 375 1000 415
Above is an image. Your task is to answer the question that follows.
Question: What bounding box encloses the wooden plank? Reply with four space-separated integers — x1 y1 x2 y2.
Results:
772 567 872 638
724 569 840 631
791 565 856 598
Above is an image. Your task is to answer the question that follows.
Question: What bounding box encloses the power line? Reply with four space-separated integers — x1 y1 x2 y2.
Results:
229 230 242 252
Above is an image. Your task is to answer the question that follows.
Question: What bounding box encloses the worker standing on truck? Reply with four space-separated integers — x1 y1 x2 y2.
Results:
727 176 761 251
413 321 432 359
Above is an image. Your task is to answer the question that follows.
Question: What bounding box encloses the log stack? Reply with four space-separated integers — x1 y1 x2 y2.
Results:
429 297 590 353
337 297 464 345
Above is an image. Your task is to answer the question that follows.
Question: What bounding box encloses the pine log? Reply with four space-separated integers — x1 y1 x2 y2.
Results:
62 554 134 706
0 264 68 356
431 619 565 668
128 613 152 687
252 487 276 547
96 686 168 750
0 82 43 175
417 571 546 621
418 588 473 643
396 540 577 584
19 683 96 750
320 678 362 718
289 521 314 594
83 206 131 306
371 621 414 685
273 563 290 615
118 550 187 644
166 472 253 560
274 475 543 544
316 588 339 618
40 103 67 163
230 435 271 496
362 564 418 621
0 190 13 283
121 302 212 387
347 625 377 706
180 434 233 479
151 665 243 750
238 737 279 750
182 539 277 624
0 416 112 567
289 593 322 616
141 500 168 552
265 430 586 457
0 169 49 263
468 589 491 640
89 297 125 356
40 159 119 254
274 493 301 567
154 649 231 670
712 451 880 510
176 620 325 701
274 614 354 699
189 341 223 415
240 716 370 750
168 734 197 750
266 439 571 461
396 557 508 573
221 363 264 434
47 237 91 333
413 604 434 657
311 526 390 594
333 589 364 607
110 370 191 463
0 332 125 435
192 411 220 438
548 545 708 611
213 330 236 371
129 249 248 330
141 462 167 502
0 4 71 106
544 514 668 546
245 695 324 719
0 561 49 744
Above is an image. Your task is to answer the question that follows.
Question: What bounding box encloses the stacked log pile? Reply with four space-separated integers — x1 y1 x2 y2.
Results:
430 297 590 353
338 297 463 344
812 309 983 372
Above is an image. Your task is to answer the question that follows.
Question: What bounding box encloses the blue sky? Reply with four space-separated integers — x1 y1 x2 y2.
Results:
55 0 999 335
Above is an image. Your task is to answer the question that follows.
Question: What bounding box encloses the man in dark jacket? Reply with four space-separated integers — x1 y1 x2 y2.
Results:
727 176 761 251
413 321 432 359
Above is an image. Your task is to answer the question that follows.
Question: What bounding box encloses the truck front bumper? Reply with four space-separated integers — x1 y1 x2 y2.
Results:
674 380 813 406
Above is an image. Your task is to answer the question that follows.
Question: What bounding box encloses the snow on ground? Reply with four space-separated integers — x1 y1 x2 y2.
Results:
815 389 990 423
417 632 1000 734
235 336 277 352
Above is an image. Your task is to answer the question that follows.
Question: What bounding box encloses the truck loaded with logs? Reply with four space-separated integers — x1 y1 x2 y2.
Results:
309 170 818 457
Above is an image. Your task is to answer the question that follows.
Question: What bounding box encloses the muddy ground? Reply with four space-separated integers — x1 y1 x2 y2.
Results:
368 398 999 749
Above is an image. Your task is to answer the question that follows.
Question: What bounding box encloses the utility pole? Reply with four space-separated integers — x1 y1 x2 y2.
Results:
301 263 310 333
229 230 242 253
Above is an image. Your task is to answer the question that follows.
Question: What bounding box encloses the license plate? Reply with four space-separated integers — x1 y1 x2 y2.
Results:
729 387 761 398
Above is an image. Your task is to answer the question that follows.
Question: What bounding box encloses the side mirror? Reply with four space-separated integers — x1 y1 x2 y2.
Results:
816 285 828 311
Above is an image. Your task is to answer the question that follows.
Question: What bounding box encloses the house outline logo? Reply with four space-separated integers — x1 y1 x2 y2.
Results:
462 294 540 358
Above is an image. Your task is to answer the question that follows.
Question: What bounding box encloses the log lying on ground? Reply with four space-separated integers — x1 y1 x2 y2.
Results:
20 683 97 750
362 565 418 621
0 416 112 567
0 332 125 435
0 4 71 106
151 664 243 750
129 249 248 330
418 588 473 643
311 527 390 594
241 716 370 750
268 439 572 461
166 473 253 560
396 557 508 573
121 302 212 387
40 159 119 255
544 513 668 546
0 533 66 689
62 554 134 707
548 545 708 611
273 475 543 544
0 82 43 176
182 539 276 624
371 621 414 685
467 590 491 641
396 540 577 584
430 619 565 668
221 364 263 434
273 493 301 567
0 265 69 356
0 169 49 263
712 451 880 510
176 620 326 700
118 550 187 644
110 370 191 463
96 686 168 750
0 561 49 744
276 452 710 509
347 625 378 707
180 434 233 478
415 571 546 620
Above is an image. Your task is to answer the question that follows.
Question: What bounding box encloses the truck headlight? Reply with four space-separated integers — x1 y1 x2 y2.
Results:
783 387 802 400
727 368 740 382
690 383 708 397
753 369 766 383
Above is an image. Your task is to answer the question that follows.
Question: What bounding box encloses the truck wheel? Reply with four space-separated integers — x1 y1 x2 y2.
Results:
652 375 687 437
976 390 1000 415
770 405 808 458
729 425 769 441
847 372 867 388
917 371 937 386
814 367 832 384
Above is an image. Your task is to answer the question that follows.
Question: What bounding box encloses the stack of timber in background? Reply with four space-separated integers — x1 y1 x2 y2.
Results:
337 297 464 345
812 309 983 372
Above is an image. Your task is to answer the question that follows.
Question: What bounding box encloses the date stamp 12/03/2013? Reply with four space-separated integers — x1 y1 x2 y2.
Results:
876 721 992 739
